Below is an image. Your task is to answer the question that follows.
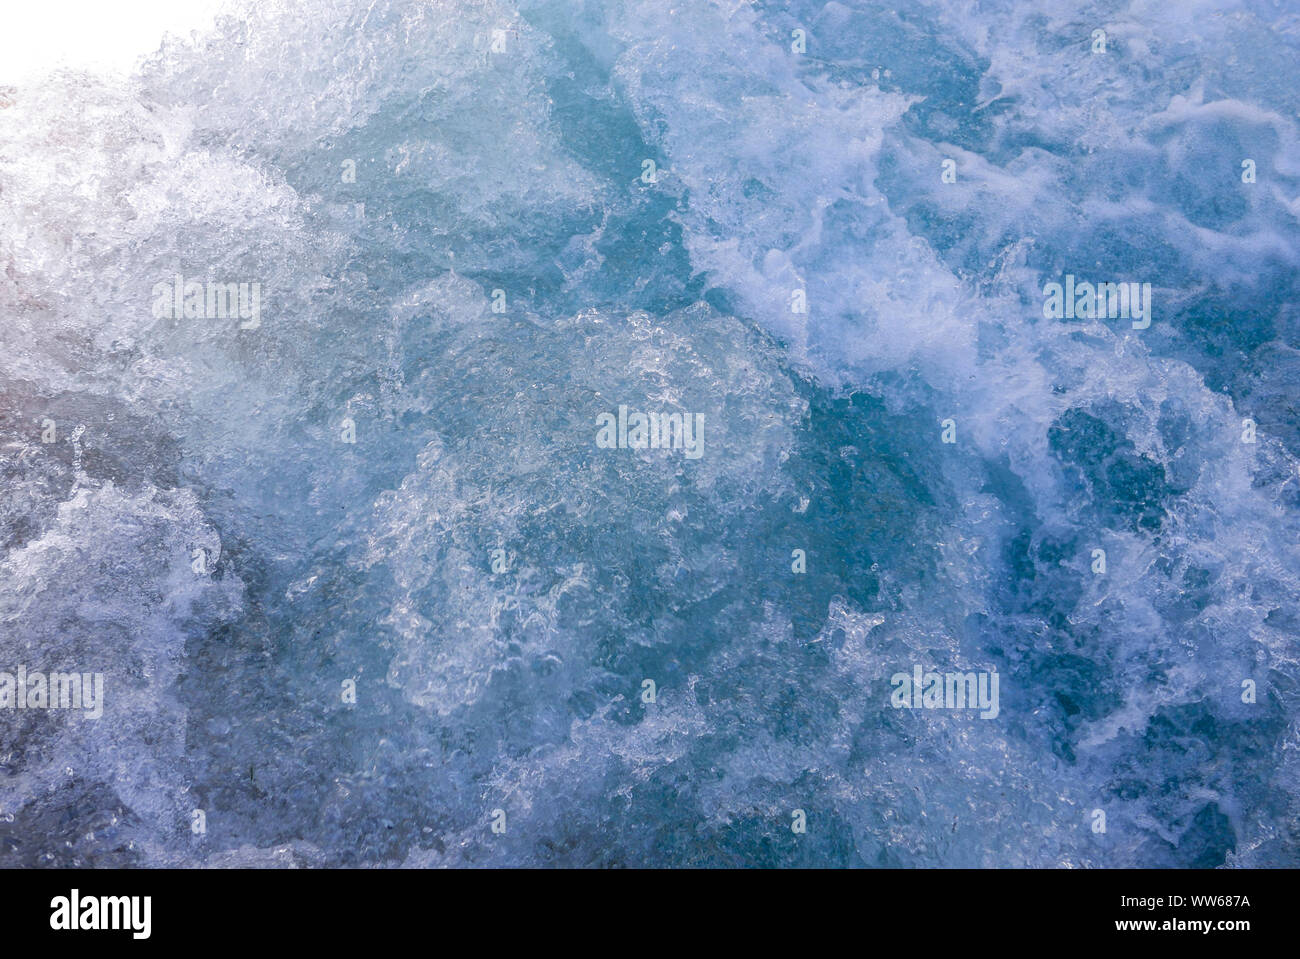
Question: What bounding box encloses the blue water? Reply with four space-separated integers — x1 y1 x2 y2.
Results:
1 0 1299 867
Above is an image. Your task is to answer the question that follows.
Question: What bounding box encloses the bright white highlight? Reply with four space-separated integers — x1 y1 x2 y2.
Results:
0 0 226 84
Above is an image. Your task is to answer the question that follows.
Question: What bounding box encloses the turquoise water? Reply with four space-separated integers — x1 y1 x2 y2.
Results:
1 0 1298 867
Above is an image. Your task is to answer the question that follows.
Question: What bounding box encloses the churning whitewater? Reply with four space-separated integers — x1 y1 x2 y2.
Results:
1 0 1299 867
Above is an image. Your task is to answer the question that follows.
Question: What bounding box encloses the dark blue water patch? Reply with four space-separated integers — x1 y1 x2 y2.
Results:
1106 699 1288 868
1145 118 1259 232
761 0 996 153
0 782 142 868
1048 406 1178 534
1191 277 1297 366
967 457 1125 756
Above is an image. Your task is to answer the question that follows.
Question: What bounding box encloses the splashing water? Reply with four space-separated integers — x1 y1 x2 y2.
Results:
1 0 1298 867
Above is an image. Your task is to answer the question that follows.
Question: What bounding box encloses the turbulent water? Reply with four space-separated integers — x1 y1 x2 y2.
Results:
1 0 1299 867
